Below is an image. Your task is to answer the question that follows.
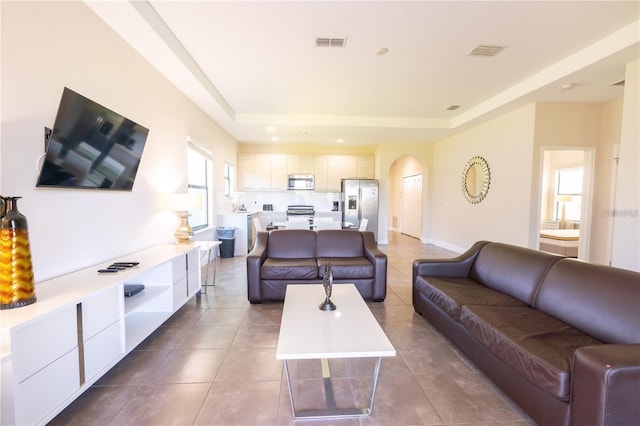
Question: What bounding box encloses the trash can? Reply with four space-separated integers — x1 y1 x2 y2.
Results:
217 227 235 258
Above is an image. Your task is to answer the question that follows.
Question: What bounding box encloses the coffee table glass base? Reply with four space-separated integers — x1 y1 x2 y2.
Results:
283 357 382 419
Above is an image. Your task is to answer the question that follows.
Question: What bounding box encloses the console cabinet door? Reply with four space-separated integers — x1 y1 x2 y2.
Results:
172 254 188 310
84 322 122 381
186 249 201 297
14 349 79 425
11 306 77 383
82 285 121 340
11 306 79 425
82 285 124 382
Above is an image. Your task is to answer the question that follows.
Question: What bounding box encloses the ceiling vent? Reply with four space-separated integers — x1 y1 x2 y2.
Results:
468 45 506 57
316 37 347 47
611 79 625 87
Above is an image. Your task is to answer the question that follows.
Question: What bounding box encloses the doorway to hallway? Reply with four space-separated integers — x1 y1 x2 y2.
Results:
401 174 423 239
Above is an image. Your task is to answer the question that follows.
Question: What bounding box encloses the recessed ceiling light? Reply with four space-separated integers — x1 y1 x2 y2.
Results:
266 126 275 132
376 47 389 56
271 137 279 142
336 138 344 144
446 105 461 111
561 83 575 91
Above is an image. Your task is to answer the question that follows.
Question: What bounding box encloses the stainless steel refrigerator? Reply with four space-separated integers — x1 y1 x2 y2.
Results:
341 179 379 240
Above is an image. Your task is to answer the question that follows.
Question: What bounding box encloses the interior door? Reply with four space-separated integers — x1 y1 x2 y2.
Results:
401 174 422 239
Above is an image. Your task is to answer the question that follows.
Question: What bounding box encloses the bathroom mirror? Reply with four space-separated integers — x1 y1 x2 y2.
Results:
462 156 490 204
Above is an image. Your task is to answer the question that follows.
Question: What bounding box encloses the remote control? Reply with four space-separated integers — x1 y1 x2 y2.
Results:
107 265 127 270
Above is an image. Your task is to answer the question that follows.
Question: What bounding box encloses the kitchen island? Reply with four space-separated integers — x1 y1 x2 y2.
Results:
217 211 260 255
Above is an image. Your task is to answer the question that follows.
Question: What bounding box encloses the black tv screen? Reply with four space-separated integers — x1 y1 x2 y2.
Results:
36 88 149 191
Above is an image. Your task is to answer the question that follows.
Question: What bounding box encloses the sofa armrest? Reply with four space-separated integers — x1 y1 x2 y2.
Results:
570 344 640 426
412 240 489 283
362 231 387 301
246 231 269 303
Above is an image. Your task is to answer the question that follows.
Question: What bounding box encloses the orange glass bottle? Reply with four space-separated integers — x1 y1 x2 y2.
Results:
1 196 36 309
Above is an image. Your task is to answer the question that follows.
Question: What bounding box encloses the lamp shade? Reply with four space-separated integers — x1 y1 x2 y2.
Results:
164 193 202 212
556 194 573 203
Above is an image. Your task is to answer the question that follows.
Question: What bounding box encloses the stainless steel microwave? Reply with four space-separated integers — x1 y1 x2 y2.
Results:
287 174 314 190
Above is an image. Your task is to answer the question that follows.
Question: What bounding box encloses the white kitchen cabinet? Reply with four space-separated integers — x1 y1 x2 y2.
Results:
287 155 301 174
300 155 315 174
314 155 329 190
286 154 314 175
238 154 255 190
327 155 343 191
254 154 272 189
237 153 374 191
0 244 199 425
271 154 288 189
357 155 375 178
340 155 358 179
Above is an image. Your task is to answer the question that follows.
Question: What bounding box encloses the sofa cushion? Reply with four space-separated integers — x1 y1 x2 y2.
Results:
415 276 527 321
316 230 364 257
470 243 562 305
460 305 602 401
317 257 374 279
535 258 640 344
267 230 316 259
261 258 318 280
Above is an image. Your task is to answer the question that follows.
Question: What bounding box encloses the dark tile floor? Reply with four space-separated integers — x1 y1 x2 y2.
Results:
50 232 534 425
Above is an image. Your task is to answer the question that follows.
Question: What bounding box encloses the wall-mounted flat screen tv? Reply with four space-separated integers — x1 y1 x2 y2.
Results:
36 88 149 191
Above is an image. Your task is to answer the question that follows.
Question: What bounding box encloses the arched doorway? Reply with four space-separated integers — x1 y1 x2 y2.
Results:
389 156 424 240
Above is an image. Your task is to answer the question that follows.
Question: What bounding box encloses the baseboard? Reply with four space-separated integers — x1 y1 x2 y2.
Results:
430 239 465 254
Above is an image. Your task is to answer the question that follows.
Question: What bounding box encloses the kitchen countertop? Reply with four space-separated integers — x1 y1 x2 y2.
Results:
218 210 261 216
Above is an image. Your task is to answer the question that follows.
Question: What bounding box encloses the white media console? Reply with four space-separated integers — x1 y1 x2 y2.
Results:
0 244 201 425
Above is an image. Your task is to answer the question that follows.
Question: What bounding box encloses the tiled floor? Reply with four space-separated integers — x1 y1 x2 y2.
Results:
50 232 534 425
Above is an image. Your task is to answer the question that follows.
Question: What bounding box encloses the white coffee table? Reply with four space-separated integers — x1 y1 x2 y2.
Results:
276 284 396 419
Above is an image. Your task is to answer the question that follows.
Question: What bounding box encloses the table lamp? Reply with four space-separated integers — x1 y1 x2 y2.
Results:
165 193 202 244
556 194 573 228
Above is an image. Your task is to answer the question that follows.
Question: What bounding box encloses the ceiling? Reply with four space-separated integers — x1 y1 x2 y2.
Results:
87 1 639 146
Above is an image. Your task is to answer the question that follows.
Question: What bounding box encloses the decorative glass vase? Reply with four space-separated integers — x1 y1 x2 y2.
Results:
1 196 36 309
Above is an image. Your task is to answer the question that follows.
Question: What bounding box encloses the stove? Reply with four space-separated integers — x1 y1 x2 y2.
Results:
286 205 315 220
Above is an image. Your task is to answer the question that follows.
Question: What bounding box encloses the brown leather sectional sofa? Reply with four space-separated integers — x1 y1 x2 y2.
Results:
413 241 640 426
247 229 387 303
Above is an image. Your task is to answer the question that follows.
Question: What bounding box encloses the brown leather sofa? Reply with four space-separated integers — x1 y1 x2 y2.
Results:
247 229 387 303
413 241 640 426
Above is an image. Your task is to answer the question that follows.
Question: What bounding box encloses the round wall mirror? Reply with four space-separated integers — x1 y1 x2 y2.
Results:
462 156 491 204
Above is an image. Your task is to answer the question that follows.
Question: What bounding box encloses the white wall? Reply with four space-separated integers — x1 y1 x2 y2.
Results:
591 98 623 265
1 2 238 281
431 104 537 252
610 59 640 271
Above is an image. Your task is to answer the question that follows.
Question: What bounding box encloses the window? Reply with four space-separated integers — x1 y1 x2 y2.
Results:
187 142 212 230
554 167 582 222
224 162 233 197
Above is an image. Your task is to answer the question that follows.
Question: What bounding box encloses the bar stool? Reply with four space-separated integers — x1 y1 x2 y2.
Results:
195 240 222 294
